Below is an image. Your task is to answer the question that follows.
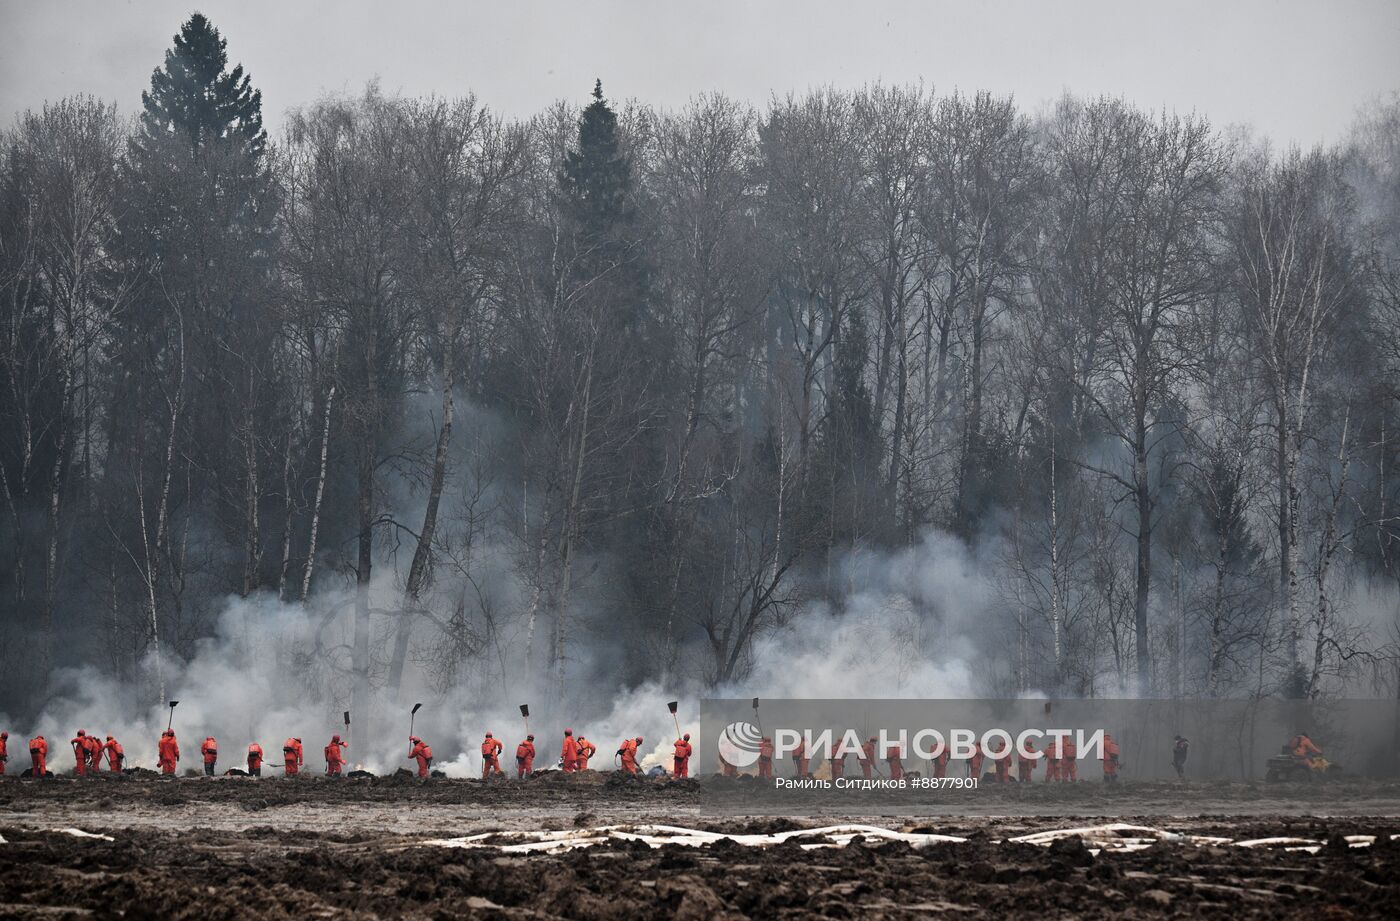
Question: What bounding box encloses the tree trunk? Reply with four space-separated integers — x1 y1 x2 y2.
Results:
300 381 335 603
388 344 456 696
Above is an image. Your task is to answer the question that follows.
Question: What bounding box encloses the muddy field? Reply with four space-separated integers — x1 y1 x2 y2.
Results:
3 773 1400 918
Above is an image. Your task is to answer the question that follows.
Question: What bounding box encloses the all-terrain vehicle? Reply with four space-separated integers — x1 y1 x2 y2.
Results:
1264 747 1342 782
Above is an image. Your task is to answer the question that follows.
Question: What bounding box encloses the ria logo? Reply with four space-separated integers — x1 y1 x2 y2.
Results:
717 721 762 767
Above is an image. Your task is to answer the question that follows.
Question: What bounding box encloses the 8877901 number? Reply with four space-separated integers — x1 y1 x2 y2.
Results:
908 776 978 790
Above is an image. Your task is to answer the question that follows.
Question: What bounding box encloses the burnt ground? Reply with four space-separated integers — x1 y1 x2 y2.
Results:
3 772 1400 918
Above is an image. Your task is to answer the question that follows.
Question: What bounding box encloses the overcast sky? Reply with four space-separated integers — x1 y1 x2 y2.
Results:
3 0 1399 147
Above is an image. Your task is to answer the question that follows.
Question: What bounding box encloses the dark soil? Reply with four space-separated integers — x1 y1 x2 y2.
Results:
4 773 1400 917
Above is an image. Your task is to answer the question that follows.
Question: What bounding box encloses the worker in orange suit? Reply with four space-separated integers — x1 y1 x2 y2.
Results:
793 738 809 778
993 746 1013 784
577 736 596 770
859 737 876 779
1290 732 1323 764
408 736 433 777
719 749 737 777
757 737 774 778
71 730 90 776
672 733 692 778
1017 741 1040 782
618 736 642 774
29 735 48 778
933 746 950 779
1102 732 1121 784
1045 736 1062 782
0 730 7 775
481 732 504 778
1061 735 1078 782
886 742 904 780
829 745 846 781
158 729 179 775
282 737 303 776
246 742 263 777
84 734 103 772
103 735 124 773
967 740 984 780
324 734 347 776
516 735 536 778
561 729 578 772
201 736 218 776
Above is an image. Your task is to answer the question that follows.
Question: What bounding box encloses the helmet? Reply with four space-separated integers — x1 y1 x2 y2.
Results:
527 734 535 741
410 736 421 743
485 732 492 738
332 734 341 743
636 736 643 743
683 733 690 741
564 728 573 735
76 730 85 737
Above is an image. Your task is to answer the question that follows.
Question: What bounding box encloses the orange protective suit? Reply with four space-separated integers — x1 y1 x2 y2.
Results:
104 736 124 773
758 737 775 779
247 742 263 776
409 737 433 777
71 731 89 776
1045 737 1062 782
516 737 535 777
0 731 7 775
830 750 846 780
720 751 737 777
886 745 903 781
29 735 48 777
968 743 984 780
481 734 504 778
933 748 950 779
325 735 347 776
1102 733 1120 783
201 737 218 776
158 730 179 775
1291 734 1322 761
618 737 641 774
1017 744 1040 782
85 735 103 771
561 731 579 772
993 749 1012 784
793 739 808 778
282 738 303 776
577 738 596 770
1061 737 1078 782
859 739 876 780
673 735 692 778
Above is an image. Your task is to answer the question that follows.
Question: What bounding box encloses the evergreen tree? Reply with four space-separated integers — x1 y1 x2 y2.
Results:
557 80 651 335
108 12 283 616
137 13 266 160
559 79 632 239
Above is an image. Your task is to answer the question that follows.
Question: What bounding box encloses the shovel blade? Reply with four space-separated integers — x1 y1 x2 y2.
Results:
411 702 423 715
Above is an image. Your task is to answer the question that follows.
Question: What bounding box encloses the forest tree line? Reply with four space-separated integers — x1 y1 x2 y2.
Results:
3 15 1400 721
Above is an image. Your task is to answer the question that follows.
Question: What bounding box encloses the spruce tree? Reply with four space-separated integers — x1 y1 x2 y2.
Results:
559 79 632 239
111 13 281 604
557 80 650 334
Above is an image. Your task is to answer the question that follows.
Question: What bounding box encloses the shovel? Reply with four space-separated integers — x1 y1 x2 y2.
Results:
409 702 423 740
667 700 681 739
520 703 530 737
166 701 179 731
343 710 351 750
